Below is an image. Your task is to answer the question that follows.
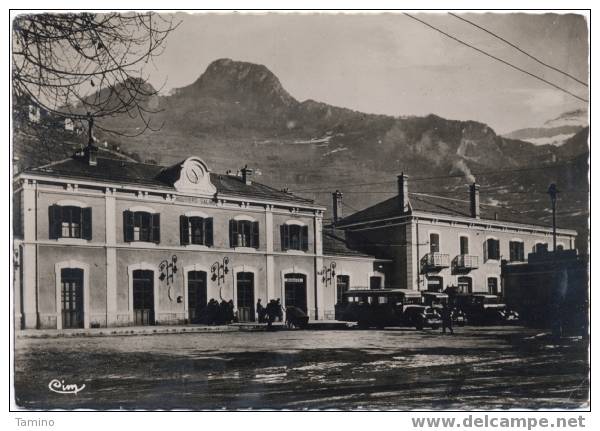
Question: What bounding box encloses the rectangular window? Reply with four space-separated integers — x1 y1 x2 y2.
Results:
124 211 160 243
180 216 213 246
230 219 259 248
430 233 440 253
509 241 525 262
49 205 92 240
487 277 499 295
535 243 548 253
460 236 469 255
281 224 309 251
486 238 500 260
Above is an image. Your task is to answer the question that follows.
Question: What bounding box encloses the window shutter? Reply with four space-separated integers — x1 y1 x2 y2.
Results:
204 218 213 247
301 225 309 251
281 224 289 250
252 221 260 248
229 219 237 247
82 207 92 240
484 240 488 261
494 240 500 260
180 215 189 245
123 211 134 242
48 205 61 239
152 213 161 244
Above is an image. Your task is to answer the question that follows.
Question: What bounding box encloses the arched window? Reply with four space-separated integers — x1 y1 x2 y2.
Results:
229 219 259 248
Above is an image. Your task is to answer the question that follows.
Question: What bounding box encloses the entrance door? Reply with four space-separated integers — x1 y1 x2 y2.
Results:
369 276 382 290
457 276 473 294
237 272 255 322
336 275 350 304
285 273 307 314
487 277 499 295
427 276 443 292
187 271 207 323
61 268 84 329
133 270 155 325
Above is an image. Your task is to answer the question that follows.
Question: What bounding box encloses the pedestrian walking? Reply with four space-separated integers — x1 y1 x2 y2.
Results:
441 303 454 335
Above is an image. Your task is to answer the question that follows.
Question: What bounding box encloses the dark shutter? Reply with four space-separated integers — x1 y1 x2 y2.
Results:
281 224 289 250
301 225 309 251
204 218 213 247
123 210 134 242
48 205 61 239
152 213 161 244
229 219 237 248
180 215 189 245
494 240 500 260
82 207 92 240
460 236 469 255
252 221 260 248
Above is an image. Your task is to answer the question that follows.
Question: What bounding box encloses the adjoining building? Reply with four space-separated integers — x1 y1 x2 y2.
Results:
13 147 384 330
333 174 578 294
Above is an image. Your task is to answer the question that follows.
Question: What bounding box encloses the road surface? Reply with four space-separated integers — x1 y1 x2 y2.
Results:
13 326 588 410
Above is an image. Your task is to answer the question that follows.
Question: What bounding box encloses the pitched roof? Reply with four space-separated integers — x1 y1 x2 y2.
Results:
322 227 375 258
337 192 556 229
23 156 315 206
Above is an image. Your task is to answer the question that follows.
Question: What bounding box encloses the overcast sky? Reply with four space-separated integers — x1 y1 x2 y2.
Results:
147 12 588 134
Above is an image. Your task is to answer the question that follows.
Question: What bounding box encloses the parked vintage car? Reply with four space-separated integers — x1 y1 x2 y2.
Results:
338 289 441 330
285 306 309 329
422 291 467 326
458 294 519 325
402 304 442 330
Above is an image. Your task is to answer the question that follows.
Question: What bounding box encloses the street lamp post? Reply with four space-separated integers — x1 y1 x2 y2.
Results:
548 183 559 252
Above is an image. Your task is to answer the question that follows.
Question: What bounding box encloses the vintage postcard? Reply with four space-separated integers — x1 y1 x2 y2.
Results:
10 9 590 414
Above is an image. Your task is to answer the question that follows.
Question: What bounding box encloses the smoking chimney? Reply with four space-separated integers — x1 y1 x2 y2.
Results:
241 165 253 185
470 183 480 219
332 190 343 224
398 172 409 213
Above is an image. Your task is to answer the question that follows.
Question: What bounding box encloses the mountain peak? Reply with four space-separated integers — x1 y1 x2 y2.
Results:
177 58 298 110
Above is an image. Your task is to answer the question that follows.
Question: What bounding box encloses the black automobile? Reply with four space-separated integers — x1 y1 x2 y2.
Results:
402 305 442 330
422 291 466 326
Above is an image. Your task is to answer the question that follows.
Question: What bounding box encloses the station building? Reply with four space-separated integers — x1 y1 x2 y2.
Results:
334 174 578 294
13 148 386 330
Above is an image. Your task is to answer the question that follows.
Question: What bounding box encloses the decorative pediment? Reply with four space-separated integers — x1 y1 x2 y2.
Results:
157 157 217 196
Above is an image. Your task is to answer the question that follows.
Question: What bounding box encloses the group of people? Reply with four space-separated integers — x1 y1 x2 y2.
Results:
256 298 284 327
198 299 235 325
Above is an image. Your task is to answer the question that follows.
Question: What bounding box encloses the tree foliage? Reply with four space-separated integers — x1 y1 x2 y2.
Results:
12 12 178 136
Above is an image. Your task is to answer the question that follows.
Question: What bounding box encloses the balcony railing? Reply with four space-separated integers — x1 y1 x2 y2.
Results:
454 254 479 270
421 252 450 270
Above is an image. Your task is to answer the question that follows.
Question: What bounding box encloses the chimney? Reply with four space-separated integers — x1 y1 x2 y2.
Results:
397 172 409 213
470 183 480 219
332 190 343 224
84 112 98 166
241 165 253 185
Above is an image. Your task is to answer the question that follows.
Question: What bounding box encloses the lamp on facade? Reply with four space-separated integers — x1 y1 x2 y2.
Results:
320 261 337 287
211 257 230 300
159 255 178 301
547 183 559 252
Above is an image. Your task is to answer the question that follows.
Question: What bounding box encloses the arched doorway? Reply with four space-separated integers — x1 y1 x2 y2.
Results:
236 272 255 322
60 268 84 329
187 271 207 323
284 273 307 314
133 269 155 325
457 276 473 294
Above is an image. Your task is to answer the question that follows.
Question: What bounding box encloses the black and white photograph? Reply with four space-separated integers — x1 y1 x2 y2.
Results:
9 7 590 415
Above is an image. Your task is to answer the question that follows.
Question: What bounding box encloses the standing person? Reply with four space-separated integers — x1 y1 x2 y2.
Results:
276 298 284 322
227 299 235 324
266 300 276 329
256 298 265 323
441 303 454 335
